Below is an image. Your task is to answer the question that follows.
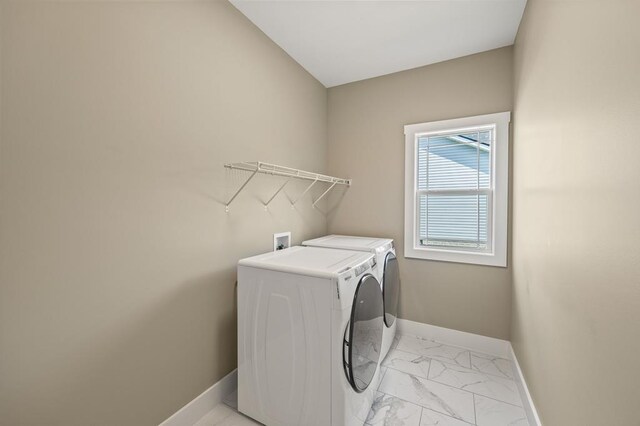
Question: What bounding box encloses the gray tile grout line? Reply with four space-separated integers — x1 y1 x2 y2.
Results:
392 335 517 380
382 365 526 410
385 362 489 397
395 336 473 369
378 370 476 425
471 392 528 410
422 406 476 426
385 364 429 380
374 389 475 426
430 356 517 382
469 349 511 360
398 333 512 363
469 352 516 380
468 346 511 359
469 366 516 380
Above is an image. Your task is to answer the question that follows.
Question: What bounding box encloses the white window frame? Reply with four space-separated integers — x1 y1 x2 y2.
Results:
404 112 510 267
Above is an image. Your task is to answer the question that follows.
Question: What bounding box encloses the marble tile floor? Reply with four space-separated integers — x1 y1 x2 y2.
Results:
195 334 528 426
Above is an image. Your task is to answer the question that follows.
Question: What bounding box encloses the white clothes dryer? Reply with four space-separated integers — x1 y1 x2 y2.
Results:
237 246 384 426
302 235 399 361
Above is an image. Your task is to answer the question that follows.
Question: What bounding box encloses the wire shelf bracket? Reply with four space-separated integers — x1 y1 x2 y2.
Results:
224 161 351 211
291 178 318 207
312 182 337 208
264 178 291 210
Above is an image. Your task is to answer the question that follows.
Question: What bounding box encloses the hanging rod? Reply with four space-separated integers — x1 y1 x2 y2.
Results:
224 161 351 211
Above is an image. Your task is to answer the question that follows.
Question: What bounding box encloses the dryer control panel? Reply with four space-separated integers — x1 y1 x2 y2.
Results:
335 255 377 310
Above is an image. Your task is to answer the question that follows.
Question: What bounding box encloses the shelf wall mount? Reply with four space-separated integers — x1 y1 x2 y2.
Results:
224 161 351 211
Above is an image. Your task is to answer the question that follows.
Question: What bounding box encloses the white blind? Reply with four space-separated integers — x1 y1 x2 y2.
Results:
417 128 493 250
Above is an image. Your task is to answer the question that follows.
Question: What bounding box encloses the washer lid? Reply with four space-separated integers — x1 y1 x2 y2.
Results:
238 246 374 279
302 235 393 253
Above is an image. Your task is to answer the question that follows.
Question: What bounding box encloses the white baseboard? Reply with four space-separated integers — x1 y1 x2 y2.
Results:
159 369 237 426
510 344 542 426
396 319 512 358
161 323 541 426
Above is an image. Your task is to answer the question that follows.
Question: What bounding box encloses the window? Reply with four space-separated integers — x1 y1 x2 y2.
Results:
404 112 510 267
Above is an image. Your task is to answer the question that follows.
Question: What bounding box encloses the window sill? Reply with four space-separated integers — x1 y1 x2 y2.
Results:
404 246 507 267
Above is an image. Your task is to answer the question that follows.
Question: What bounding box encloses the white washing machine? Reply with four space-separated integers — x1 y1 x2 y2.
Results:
302 235 399 360
237 246 384 426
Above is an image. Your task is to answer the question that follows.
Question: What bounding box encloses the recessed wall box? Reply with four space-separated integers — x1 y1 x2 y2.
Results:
273 232 291 251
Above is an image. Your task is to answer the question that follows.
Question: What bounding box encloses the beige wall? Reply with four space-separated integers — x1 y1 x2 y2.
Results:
511 0 640 424
0 2 327 425
6 1 638 424
327 47 514 340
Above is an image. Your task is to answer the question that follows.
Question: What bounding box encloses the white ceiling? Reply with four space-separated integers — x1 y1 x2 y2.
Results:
230 0 527 87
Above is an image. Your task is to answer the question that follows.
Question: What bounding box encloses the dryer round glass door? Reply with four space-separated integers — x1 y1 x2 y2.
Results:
343 273 383 393
383 252 400 327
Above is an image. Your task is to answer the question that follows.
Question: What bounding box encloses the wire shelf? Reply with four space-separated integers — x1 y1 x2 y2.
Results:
223 161 351 211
